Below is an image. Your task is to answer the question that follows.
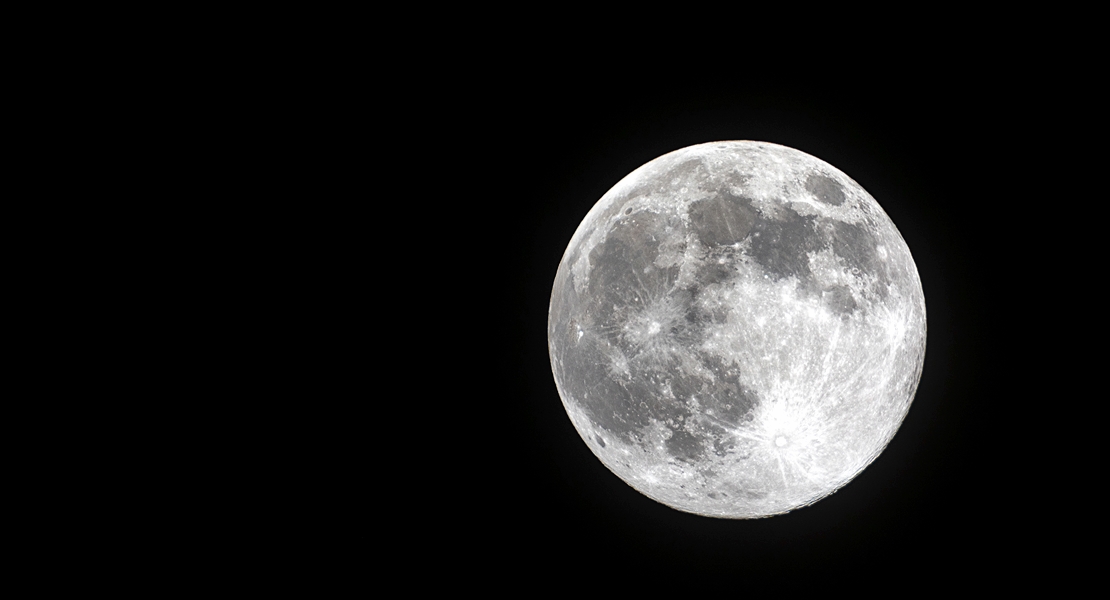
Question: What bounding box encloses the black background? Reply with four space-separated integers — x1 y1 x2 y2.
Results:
27 21 1091 591
433 63 1070 586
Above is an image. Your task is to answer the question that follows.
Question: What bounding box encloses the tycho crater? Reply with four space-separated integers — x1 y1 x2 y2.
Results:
548 141 926 518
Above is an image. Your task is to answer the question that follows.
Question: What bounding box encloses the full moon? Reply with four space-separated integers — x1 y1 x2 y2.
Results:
548 141 926 518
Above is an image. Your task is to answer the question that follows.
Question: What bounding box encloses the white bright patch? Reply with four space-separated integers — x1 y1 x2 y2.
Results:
756 396 830 481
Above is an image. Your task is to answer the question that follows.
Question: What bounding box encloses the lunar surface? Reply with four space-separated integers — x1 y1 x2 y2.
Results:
548 141 925 518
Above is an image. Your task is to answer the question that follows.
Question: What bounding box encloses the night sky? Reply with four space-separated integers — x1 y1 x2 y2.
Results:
428 65 1066 586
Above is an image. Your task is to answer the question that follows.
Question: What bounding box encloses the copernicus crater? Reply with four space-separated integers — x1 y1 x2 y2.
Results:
548 141 926 518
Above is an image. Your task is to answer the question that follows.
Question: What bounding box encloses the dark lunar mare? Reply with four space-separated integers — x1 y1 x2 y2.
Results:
805 174 846 206
696 184 892 313
688 190 755 247
552 202 767 462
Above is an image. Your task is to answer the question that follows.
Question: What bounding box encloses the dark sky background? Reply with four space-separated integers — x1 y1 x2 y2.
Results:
437 67 1063 585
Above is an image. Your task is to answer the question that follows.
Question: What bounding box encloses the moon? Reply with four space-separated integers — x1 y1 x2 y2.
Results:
548 141 926 518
